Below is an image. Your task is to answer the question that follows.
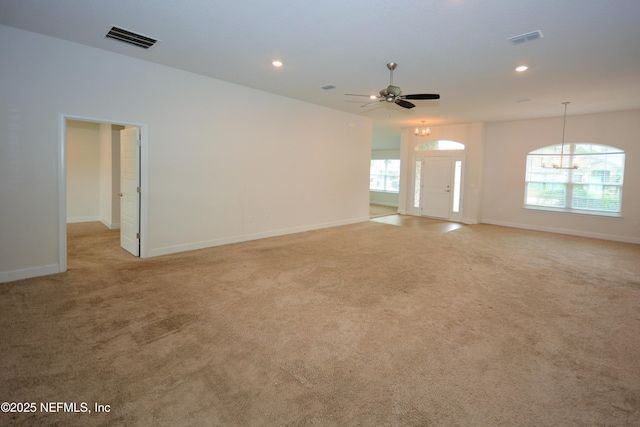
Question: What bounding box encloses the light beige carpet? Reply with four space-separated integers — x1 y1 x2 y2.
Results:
1 219 639 426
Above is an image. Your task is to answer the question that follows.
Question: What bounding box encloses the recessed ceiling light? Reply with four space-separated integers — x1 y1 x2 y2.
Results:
369 95 377 100
515 65 529 72
272 60 283 67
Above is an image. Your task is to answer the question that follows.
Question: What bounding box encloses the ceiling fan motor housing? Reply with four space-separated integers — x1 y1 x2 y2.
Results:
387 85 401 96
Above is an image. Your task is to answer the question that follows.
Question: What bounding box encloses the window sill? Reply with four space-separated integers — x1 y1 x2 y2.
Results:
370 190 400 194
523 205 622 218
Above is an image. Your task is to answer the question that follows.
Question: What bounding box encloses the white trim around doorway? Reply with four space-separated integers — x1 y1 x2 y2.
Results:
58 113 149 273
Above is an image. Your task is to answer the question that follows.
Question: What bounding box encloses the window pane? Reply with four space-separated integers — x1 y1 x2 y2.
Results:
525 182 566 207
572 184 621 211
415 140 465 151
574 143 624 154
530 144 563 155
370 160 385 191
526 155 569 182
452 160 462 213
370 173 385 191
414 160 421 208
385 159 400 192
525 143 624 214
370 159 400 193
572 153 625 184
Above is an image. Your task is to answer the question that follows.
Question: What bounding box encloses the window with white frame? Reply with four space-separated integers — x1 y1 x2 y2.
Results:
524 143 625 215
370 159 400 193
415 140 465 151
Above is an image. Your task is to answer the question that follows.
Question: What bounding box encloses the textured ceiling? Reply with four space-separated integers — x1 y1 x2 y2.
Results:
2 0 640 138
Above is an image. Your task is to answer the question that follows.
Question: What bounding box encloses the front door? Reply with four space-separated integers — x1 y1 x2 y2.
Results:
411 155 463 221
119 127 140 256
422 157 452 219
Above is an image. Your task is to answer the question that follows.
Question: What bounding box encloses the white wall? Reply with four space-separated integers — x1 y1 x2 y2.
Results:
482 109 640 243
0 25 372 282
370 191 399 207
66 120 121 227
98 123 121 229
66 120 101 222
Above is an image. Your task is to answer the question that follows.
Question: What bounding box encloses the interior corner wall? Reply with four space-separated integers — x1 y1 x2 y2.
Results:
0 24 372 283
482 109 640 243
66 120 101 223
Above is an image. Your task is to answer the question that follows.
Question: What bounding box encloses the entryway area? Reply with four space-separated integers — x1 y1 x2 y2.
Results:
407 140 465 222
61 116 146 271
371 213 464 233
369 204 398 219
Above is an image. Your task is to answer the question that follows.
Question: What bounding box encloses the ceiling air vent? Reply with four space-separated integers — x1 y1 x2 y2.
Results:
321 85 336 90
507 30 543 45
106 26 158 49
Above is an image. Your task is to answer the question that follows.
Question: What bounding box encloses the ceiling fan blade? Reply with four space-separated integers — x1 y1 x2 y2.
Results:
345 93 375 97
361 100 382 108
395 99 415 109
402 94 440 100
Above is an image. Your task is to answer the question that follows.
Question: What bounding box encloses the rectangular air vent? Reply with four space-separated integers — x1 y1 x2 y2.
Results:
508 30 543 45
106 26 158 49
321 85 336 90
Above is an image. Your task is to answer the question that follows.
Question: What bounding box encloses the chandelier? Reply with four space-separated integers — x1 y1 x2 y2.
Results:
542 102 578 169
414 121 430 136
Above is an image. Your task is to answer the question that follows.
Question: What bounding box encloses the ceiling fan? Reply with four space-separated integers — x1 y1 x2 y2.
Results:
346 62 440 109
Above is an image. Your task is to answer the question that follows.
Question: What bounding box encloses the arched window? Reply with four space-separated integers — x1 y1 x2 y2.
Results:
415 140 465 151
524 143 625 215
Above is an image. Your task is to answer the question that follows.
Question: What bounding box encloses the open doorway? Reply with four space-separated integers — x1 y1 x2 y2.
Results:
59 115 147 272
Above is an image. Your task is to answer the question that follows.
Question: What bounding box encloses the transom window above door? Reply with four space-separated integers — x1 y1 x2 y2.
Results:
415 140 465 151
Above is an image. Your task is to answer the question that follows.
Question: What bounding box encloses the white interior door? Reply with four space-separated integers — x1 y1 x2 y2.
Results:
422 157 452 219
119 127 140 256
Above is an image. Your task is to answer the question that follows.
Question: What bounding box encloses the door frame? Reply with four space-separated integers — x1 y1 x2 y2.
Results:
409 151 465 222
58 114 149 272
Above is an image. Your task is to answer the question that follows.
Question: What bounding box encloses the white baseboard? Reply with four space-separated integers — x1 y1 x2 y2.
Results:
67 217 120 229
147 217 369 258
100 219 121 230
481 219 640 244
370 202 399 207
0 264 61 284
67 216 100 223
